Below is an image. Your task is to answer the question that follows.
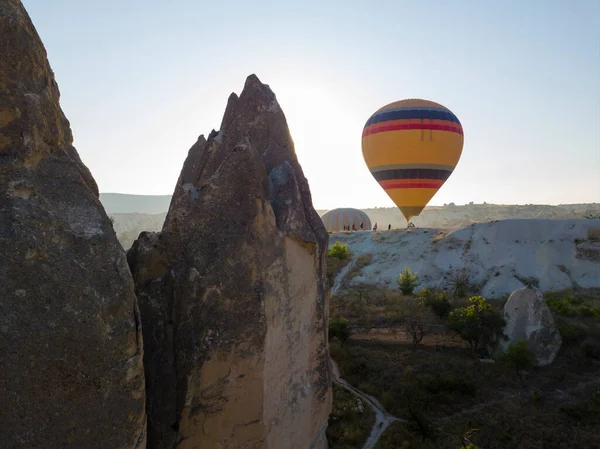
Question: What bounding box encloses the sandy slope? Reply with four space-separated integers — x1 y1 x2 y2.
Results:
329 219 600 298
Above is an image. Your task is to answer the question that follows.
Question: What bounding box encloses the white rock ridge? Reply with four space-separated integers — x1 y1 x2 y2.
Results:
328 219 600 298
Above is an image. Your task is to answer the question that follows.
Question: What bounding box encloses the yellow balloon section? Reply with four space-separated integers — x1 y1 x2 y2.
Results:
361 99 464 221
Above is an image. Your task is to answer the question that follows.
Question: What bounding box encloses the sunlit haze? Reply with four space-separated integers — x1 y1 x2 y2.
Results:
23 0 600 209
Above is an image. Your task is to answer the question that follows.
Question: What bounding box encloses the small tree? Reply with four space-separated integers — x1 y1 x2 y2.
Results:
448 296 505 352
449 269 471 298
417 287 452 320
329 242 350 260
401 298 430 351
397 266 420 295
499 341 538 374
352 285 369 304
329 317 351 346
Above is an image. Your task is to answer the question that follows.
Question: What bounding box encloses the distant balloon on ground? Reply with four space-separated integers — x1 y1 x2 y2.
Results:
361 98 464 222
320 208 371 232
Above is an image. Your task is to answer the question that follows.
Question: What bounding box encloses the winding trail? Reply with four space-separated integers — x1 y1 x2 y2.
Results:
329 245 404 448
330 358 404 449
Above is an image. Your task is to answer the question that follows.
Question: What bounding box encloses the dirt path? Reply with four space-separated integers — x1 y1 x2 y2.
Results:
330 358 404 449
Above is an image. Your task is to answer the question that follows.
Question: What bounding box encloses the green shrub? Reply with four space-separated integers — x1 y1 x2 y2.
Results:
329 317 351 346
417 287 452 319
499 341 538 374
547 297 578 316
579 305 600 317
397 267 420 295
556 318 588 345
329 242 350 260
448 296 506 352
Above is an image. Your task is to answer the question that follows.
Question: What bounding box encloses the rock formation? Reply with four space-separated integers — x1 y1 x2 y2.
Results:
127 75 332 449
0 1 146 447
501 285 562 365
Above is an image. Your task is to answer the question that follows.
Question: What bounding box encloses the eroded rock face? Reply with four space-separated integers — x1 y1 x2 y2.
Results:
0 1 146 447
127 74 332 449
501 285 562 365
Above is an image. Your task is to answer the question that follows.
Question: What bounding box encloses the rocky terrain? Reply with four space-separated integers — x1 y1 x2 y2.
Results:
1 2 331 448
0 1 146 447
329 219 600 299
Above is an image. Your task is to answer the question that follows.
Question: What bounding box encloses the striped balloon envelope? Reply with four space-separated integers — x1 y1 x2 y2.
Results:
361 99 464 222
320 208 371 232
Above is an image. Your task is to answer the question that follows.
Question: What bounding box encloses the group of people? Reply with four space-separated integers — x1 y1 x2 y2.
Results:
342 222 392 231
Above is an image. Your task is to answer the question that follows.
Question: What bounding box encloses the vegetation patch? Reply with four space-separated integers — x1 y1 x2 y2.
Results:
326 242 352 282
330 287 600 449
326 384 375 449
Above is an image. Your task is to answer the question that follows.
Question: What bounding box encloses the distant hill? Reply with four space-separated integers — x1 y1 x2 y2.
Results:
324 203 600 229
100 193 172 214
100 193 600 249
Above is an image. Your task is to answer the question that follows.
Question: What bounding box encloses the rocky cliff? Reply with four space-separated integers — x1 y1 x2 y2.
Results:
0 1 146 447
127 75 332 448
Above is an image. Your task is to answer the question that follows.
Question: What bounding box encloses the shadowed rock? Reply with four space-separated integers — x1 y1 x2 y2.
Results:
128 74 332 449
0 1 146 447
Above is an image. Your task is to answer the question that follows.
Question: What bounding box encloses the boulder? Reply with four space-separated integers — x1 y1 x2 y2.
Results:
501 285 562 365
0 1 146 448
127 74 332 449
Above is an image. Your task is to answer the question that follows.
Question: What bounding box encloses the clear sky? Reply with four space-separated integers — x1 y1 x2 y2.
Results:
22 0 600 209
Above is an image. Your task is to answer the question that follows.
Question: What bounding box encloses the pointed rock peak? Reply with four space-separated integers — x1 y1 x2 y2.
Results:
244 73 263 89
218 91 240 132
240 72 276 103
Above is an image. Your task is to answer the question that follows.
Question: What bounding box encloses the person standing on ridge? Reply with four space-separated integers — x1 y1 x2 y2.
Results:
388 224 391 230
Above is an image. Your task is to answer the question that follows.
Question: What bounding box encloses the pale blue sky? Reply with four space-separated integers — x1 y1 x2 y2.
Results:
23 0 600 209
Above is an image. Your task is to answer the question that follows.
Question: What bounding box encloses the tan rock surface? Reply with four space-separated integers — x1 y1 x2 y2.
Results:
0 1 146 447
128 74 331 449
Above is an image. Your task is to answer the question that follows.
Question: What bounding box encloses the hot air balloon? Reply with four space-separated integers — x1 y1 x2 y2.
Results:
361 99 463 224
320 208 371 232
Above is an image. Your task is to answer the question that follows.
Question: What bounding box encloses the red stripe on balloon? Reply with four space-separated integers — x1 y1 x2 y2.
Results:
381 182 443 189
362 123 463 137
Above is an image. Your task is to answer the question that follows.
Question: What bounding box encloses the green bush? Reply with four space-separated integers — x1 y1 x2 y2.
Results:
329 242 350 260
417 287 452 319
397 267 420 295
579 305 600 317
556 318 588 345
448 296 506 352
547 297 577 316
329 317 351 346
499 341 538 374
